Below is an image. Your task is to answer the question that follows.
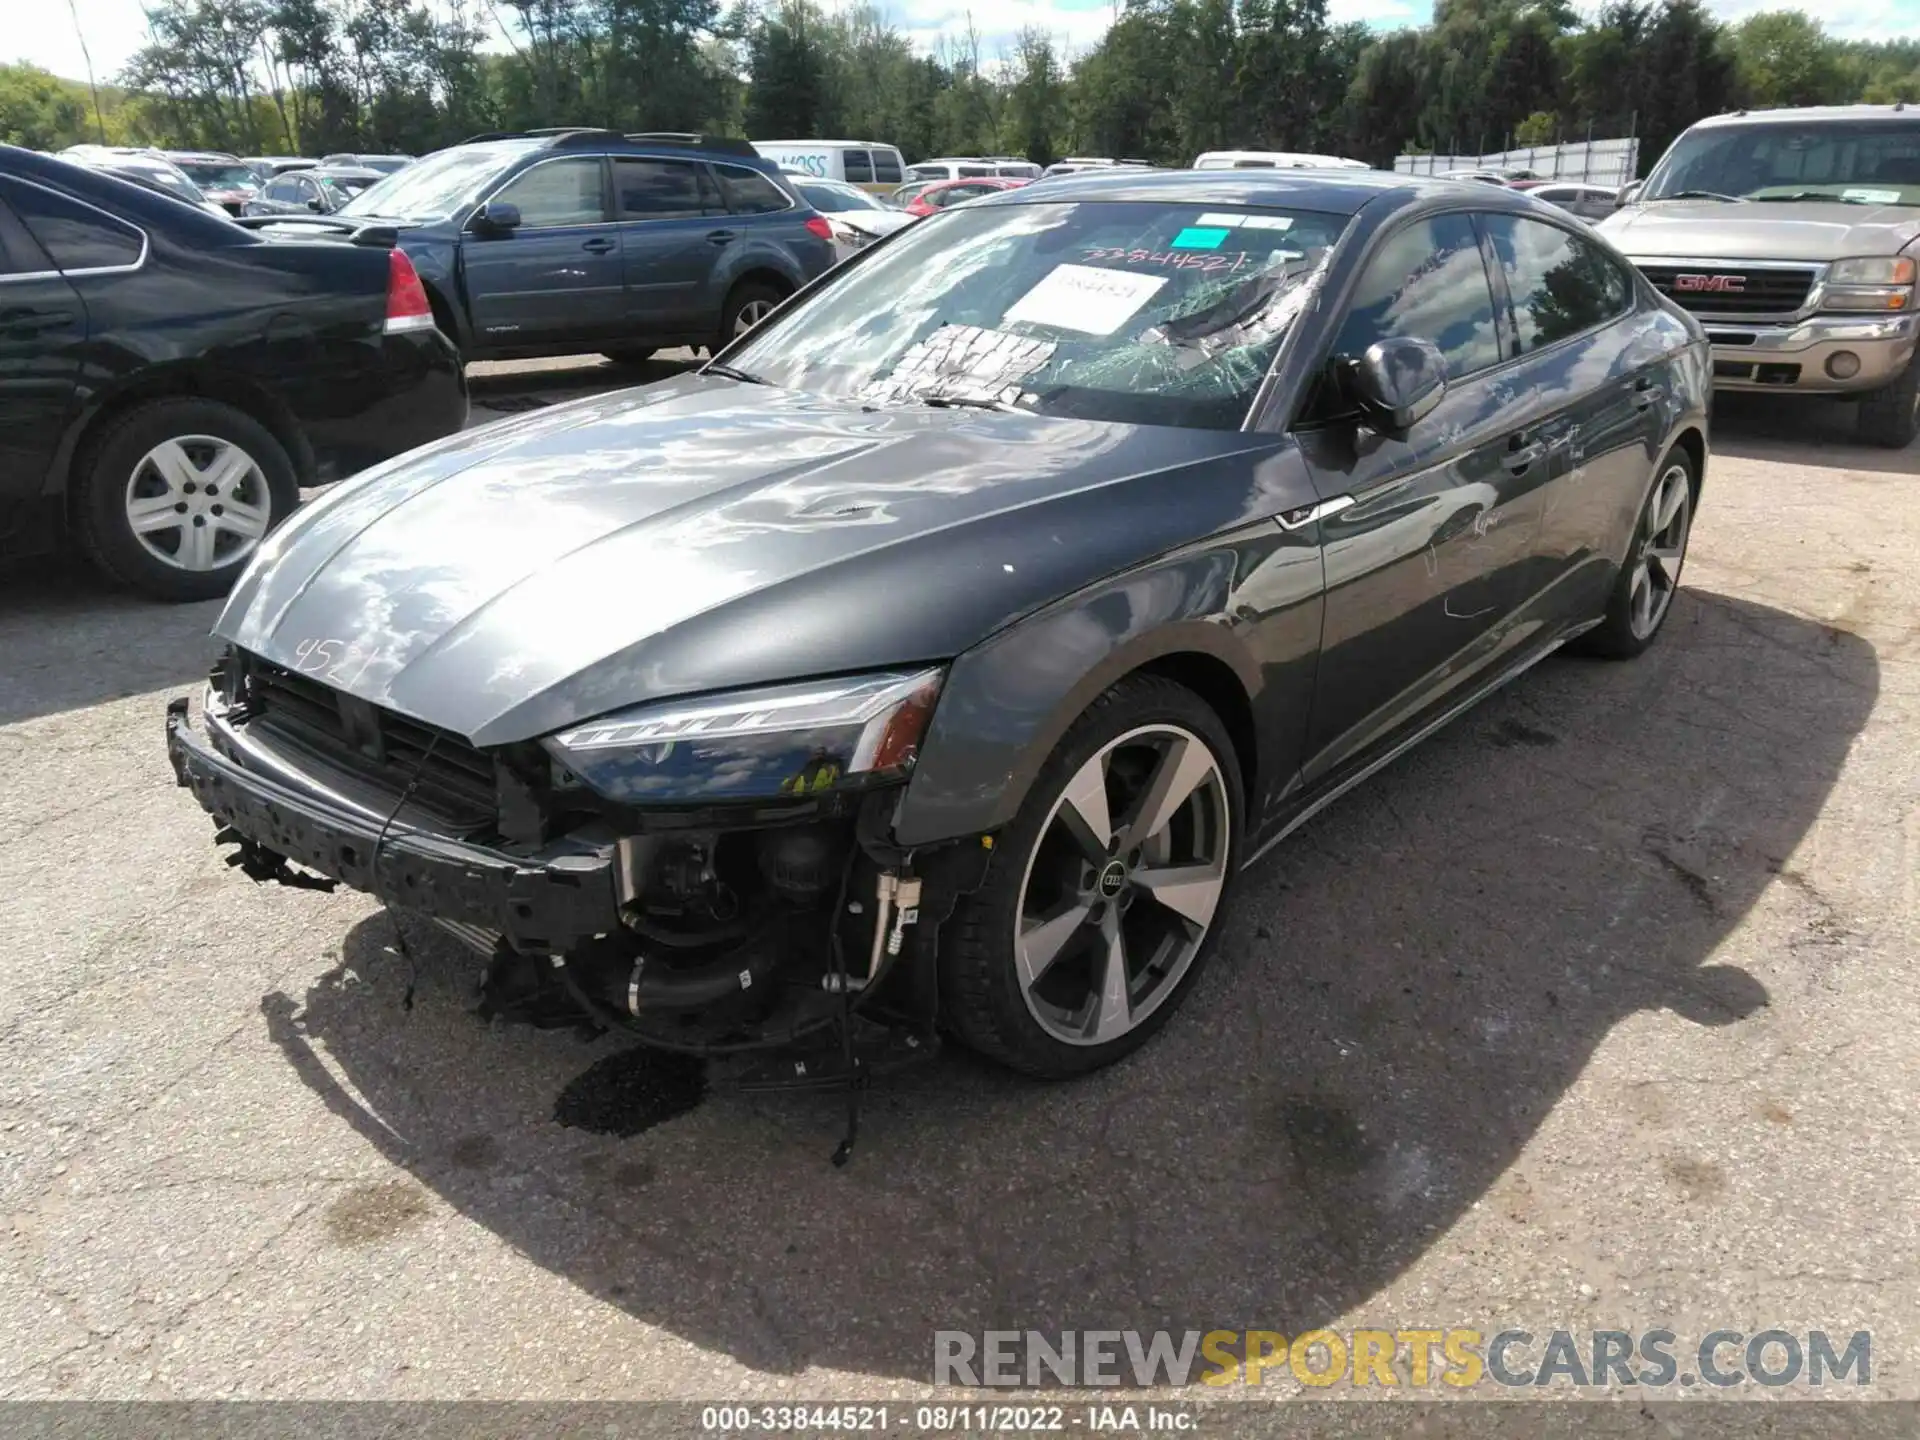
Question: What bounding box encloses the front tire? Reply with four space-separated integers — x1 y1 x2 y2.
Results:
1857 355 1919 450
940 676 1243 1078
1574 445 1696 660
73 398 299 603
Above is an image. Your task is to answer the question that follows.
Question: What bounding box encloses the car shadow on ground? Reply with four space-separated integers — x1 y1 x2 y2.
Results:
1711 393 1916 474
0 555 223 726
262 588 1874 1383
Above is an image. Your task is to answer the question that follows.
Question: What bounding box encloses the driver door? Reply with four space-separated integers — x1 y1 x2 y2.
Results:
461 155 622 352
1293 210 1551 785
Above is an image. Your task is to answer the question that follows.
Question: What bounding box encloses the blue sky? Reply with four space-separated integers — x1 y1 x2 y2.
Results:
15 0 1920 91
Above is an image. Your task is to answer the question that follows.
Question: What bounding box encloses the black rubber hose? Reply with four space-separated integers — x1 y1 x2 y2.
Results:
624 924 785 1014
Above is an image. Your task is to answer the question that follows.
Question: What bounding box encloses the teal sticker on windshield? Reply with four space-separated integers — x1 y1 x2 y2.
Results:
1171 226 1230 250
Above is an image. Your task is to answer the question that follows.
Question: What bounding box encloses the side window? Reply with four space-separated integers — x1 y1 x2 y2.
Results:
614 158 708 219
713 164 791 215
491 158 605 227
958 165 993 178
874 149 903 184
843 149 873 184
9 182 144 273
266 177 301 203
1331 212 1500 380
1484 213 1631 353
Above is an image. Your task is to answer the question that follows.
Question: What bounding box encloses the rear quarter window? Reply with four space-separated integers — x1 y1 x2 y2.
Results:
9 182 144 272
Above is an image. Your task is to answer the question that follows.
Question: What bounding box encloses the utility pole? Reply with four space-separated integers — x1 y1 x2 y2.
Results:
67 0 108 143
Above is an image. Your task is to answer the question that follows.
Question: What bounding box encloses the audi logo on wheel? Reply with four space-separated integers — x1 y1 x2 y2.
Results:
1674 273 1747 293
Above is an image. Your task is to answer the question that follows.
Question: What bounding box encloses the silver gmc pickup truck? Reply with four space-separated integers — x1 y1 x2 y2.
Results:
1598 105 1919 448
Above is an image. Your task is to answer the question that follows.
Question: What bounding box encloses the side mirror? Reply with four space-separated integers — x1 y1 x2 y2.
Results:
1616 180 1643 208
474 200 521 235
306 197 325 212
1346 337 1447 438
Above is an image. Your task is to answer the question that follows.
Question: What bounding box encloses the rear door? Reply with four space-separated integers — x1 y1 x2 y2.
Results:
461 155 621 350
1293 210 1548 784
0 182 89 525
614 156 727 336
1482 210 1660 618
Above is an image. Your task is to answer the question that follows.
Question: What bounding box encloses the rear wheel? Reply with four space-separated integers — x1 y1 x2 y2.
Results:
718 281 787 348
73 398 298 602
1574 446 1695 660
940 676 1242 1078
1857 354 1919 450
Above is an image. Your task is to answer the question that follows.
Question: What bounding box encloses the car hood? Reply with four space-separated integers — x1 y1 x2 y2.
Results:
1600 201 1920 262
216 376 1291 746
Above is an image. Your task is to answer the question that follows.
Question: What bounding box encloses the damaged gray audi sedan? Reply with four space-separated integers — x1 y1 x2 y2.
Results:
169 169 1710 1085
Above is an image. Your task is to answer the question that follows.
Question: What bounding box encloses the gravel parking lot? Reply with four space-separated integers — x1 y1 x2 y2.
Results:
1 364 1915 1402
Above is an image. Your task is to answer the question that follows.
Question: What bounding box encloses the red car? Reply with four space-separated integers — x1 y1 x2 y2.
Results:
905 177 1028 217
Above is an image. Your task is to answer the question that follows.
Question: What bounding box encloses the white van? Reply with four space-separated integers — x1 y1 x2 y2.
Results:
1192 150 1372 171
751 140 906 194
908 156 1043 183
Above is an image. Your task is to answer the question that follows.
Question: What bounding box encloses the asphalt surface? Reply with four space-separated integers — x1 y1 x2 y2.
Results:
1 362 1916 1402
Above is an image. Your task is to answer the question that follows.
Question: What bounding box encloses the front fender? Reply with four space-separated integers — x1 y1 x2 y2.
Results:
892 517 1326 849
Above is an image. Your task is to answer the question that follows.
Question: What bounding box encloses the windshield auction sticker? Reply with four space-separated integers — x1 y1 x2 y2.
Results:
1004 264 1168 335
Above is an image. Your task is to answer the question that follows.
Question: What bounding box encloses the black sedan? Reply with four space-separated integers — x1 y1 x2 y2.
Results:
168 169 1710 1082
0 145 467 600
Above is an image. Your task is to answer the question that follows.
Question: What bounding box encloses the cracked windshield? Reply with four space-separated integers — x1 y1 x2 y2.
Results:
730 199 1348 429
1643 120 1920 204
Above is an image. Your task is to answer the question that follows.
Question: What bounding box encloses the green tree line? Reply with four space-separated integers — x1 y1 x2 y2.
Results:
2 0 1916 173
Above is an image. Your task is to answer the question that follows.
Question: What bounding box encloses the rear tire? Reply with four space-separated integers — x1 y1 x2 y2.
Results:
73 398 299 603
717 281 787 349
940 675 1243 1078
1573 444 1696 660
1857 355 1919 450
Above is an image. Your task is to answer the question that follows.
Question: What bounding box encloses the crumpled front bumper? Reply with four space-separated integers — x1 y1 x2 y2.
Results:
165 698 622 953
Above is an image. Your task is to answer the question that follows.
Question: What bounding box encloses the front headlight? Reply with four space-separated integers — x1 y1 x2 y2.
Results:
1822 255 1916 312
543 668 945 805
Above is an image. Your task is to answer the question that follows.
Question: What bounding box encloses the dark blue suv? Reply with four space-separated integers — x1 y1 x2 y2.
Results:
331 129 837 362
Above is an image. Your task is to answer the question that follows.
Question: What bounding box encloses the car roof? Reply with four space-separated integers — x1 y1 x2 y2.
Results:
306 165 383 179
165 150 245 163
1691 103 1920 129
976 166 1526 216
757 139 898 149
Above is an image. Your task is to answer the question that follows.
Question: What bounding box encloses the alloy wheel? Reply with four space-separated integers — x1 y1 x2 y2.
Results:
1628 462 1691 641
124 436 271 573
733 299 776 336
1013 724 1231 1046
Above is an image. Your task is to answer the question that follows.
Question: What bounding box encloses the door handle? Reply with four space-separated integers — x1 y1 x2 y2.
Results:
0 307 76 338
705 229 738 246
1631 376 1660 411
1505 432 1544 474
580 237 616 254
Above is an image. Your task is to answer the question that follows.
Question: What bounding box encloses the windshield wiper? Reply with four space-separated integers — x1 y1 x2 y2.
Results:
1753 191 1876 204
916 392 1027 414
703 362 766 385
1652 190 1747 203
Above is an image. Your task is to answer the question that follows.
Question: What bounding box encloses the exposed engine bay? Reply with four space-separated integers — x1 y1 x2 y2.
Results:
166 647 990 1157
